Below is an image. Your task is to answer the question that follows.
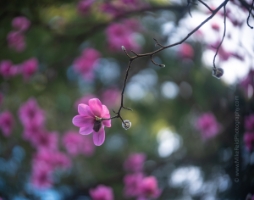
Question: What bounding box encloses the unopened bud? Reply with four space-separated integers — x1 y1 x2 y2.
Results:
122 46 126 51
159 64 165 68
122 120 132 130
212 67 224 79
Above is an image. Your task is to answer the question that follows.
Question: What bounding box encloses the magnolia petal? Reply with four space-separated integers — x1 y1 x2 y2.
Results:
72 115 93 128
93 127 105 146
80 126 93 135
78 104 93 117
102 105 111 127
88 98 103 117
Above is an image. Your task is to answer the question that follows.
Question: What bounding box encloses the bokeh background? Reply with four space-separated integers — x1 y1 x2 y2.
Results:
0 0 254 199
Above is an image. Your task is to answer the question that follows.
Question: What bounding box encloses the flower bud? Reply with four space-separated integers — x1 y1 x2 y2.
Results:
159 64 165 68
212 67 224 79
122 120 131 130
122 46 126 51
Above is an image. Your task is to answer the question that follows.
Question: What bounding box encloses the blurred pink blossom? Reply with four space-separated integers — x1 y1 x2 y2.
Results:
123 19 141 32
21 57 38 80
0 60 19 78
77 0 94 15
244 132 254 151
178 43 194 59
32 131 58 151
7 31 26 52
101 88 120 108
124 153 146 172
211 23 220 31
52 151 72 169
208 41 243 62
0 111 14 137
33 149 71 175
63 131 95 156
240 69 254 95
195 113 220 140
89 185 114 200
245 115 254 131
73 48 100 80
74 94 95 109
23 123 43 142
122 0 140 5
138 176 161 200
106 22 140 52
18 98 45 127
124 173 143 198
101 3 121 16
72 98 111 146
31 163 53 189
12 16 30 32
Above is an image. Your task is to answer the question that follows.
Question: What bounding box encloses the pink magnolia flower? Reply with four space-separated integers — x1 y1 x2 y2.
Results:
72 98 111 146
101 88 120 108
124 153 146 172
106 23 140 52
12 16 30 32
89 185 114 200
7 31 26 52
0 111 14 137
245 115 254 131
73 48 100 80
178 43 194 59
63 131 95 156
77 0 94 15
244 132 254 151
124 173 143 198
18 98 45 127
138 176 161 200
0 60 19 78
195 113 220 140
21 57 38 80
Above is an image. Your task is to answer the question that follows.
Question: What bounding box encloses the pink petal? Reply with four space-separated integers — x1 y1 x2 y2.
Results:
102 105 111 127
88 98 103 117
80 126 93 135
78 104 93 117
72 115 93 128
93 127 105 146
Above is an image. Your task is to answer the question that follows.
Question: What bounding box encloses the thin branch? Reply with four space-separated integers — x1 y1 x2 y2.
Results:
197 0 214 12
247 0 254 29
102 0 230 124
213 5 227 69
